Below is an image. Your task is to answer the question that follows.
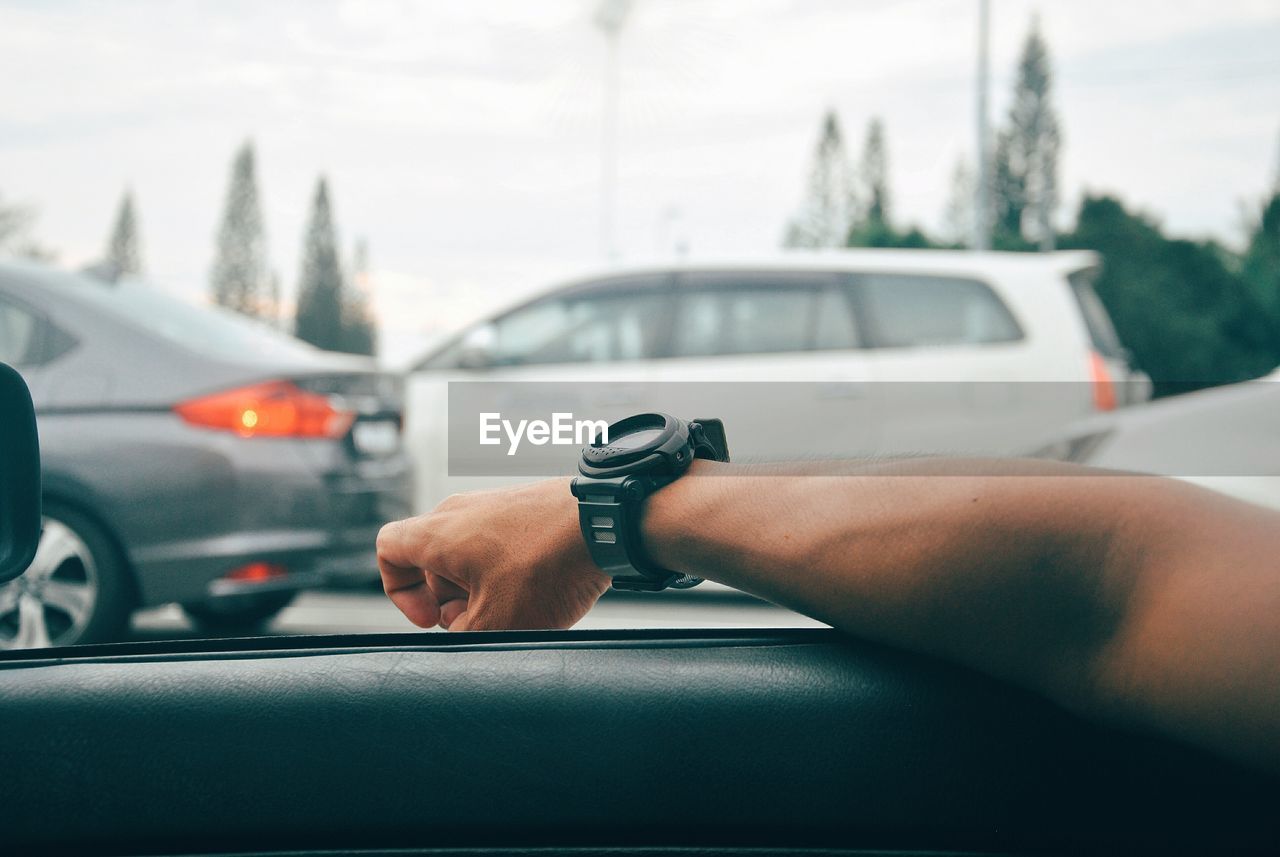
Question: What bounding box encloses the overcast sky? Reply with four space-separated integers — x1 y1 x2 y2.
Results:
2 0 1278 362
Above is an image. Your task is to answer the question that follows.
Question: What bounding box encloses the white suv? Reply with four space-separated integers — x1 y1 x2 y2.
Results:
405 250 1149 512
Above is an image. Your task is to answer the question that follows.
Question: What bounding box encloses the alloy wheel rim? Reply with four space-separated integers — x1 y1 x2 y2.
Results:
0 518 99 650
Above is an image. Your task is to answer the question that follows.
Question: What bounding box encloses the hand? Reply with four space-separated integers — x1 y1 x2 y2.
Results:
376 478 611 631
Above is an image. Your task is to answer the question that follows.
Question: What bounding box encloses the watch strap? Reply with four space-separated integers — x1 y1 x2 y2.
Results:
571 474 683 591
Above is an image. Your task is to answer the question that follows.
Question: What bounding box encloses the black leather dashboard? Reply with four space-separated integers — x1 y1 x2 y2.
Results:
1 628 1277 855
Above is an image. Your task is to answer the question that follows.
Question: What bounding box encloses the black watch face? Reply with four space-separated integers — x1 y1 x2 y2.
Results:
582 413 677 469
609 427 665 451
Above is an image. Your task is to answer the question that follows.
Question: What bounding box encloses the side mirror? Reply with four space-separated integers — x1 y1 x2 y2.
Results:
0 363 41 583
458 324 497 370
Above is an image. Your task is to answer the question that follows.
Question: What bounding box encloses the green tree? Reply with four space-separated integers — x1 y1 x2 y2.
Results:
784 110 855 248
294 177 346 351
1063 195 1278 395
1241 192 1280 349
857 117 890 230
1240 131 1280 329
210 141 270 318
1230 131 1280 355
846 117 896 247
994 21 1061 250
844 119 935 249
846 222 933 249
105 189 143 275
991 130 1028 250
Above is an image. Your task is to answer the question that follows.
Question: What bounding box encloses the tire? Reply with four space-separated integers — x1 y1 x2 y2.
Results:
0 502 134 649
182 590 296 634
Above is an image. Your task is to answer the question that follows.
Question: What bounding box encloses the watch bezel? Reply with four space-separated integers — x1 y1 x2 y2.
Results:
579 412 693 478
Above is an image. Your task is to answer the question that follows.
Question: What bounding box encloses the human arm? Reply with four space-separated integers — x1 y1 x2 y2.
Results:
376 459 1280 771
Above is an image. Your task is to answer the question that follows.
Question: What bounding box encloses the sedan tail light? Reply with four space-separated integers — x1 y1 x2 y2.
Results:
174 381 356 439
223 562 289 582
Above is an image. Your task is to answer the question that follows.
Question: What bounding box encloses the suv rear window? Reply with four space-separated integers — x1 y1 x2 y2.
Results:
1067 268 1125 359
859 274 1023 347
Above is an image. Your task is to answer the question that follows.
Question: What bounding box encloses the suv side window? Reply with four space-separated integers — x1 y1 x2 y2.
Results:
491 291 667 366
433 276 670 369
671 272 856 358
858 273 1023 348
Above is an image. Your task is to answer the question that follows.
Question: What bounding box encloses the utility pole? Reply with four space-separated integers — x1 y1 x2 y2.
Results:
973 0 992 251
594 0 633 261
655 204 684 257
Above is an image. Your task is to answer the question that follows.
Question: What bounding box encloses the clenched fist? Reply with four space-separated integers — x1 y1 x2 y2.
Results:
375 478 611 631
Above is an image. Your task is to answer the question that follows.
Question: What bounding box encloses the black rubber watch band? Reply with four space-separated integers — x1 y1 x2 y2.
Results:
571 474 682 591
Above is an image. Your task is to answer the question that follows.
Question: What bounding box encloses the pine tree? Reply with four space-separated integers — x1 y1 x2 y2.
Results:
210 141 269 318
105 190 143 275
783 110 856 248
342 238 378 356
996 20 1061 250
846 117 897 246
858 118 891 230
991 130 1026 248
294 177 346 351
942 158 975 248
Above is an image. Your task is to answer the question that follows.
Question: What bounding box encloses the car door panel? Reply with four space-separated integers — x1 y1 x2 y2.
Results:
1 628 1276 855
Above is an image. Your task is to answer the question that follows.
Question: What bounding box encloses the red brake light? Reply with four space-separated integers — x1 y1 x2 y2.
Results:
1088 351 1117 412
174 381 355 439
223 562 289 582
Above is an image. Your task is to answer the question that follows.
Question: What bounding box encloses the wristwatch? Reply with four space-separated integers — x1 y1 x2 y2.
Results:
570 412 729 591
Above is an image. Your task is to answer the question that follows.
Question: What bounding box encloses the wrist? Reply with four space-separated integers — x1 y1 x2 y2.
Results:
638 459 730 575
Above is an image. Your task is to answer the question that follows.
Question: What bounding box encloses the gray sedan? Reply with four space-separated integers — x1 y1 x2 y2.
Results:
1034 369 1280 510
0 260 411 648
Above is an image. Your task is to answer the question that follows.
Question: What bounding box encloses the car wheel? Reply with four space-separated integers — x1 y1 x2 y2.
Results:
0 505 133 649
181 590 296 634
